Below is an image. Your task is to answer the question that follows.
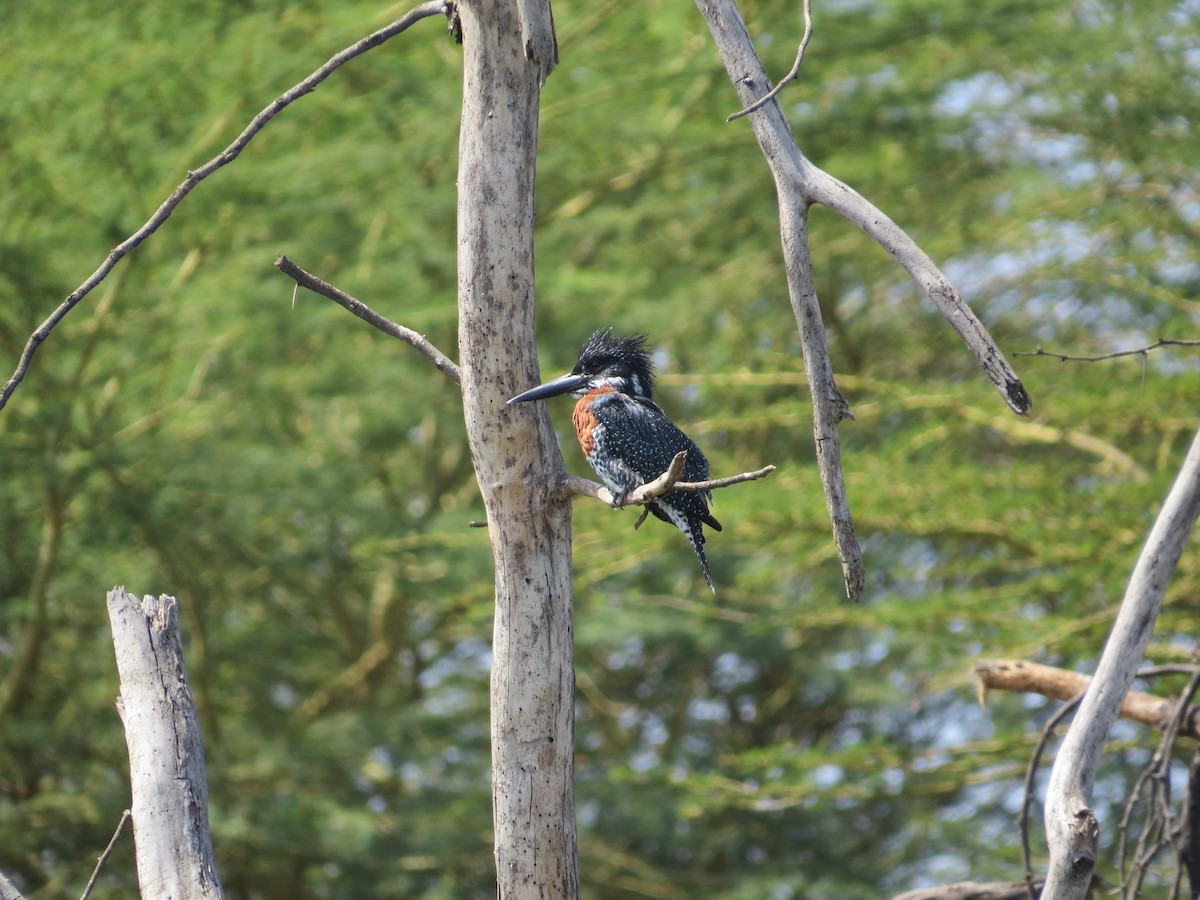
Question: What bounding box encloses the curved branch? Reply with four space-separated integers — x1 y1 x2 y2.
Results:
0 1 451 413
804 166 1031 416
1041 424 1200 899
275 255 460 385
726 0 813 122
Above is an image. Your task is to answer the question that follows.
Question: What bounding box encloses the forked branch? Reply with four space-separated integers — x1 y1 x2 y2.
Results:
560 450 776 508
0 1 452 413
726 0 813 122
695 0 1030 601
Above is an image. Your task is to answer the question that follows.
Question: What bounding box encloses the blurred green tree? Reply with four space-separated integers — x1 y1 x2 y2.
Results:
1 0 1197 898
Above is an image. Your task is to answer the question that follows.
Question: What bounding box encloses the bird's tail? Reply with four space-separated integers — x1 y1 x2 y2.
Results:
682 518 716 595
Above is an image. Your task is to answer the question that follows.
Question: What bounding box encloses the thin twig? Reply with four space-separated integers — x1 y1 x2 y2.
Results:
1180 750 1200 900
672 464 777 492
1121 667 1200 898
1021 694 1084 899
726 0 813 122
274 255 461 384
1014 339 1200 363
79 809 131 900
0 1 451 413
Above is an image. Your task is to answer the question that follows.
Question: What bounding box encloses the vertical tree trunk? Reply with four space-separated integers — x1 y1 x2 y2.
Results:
455 1 579 897
107 588 224 900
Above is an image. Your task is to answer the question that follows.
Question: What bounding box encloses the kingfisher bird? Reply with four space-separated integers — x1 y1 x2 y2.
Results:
507 330 722 592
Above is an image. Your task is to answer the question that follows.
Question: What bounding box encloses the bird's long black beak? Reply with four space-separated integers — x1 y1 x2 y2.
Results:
507 372 590 405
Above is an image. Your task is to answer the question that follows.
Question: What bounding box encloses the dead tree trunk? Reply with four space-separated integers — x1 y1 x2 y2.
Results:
455 1 580 897
107 588 224 900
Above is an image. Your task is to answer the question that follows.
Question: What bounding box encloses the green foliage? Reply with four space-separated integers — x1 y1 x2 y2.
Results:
2 0 1198 897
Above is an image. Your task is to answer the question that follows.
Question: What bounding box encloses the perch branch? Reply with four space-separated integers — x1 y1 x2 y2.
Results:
1041 424 1200 900
1014 338 1200 363
975 658 1200 739
0 1 451 413
275 255 460 384
726 0 813 122
560 452 776 508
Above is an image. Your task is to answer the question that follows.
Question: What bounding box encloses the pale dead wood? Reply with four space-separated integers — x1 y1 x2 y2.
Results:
560 452 776 508
0 870 28 900
454 1 580 895
275 255 461 385
726 0 813 122
695 0 1031 599
975 659 1196 738
107 588 224 899
1041 425 1200 900
891 880 1046 900
0 1 451 413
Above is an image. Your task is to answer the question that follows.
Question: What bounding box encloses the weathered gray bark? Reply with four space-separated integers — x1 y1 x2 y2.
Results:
107 588 225 900
1041 425 1200 900
455 1 580 897
0 870 27 900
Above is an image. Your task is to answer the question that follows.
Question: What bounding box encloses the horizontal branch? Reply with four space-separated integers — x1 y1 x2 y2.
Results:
975 658 1200 739
275 255 460 384
1014 338 1200 363
560 450 776 506
891 879 1045 900
0 1 451 413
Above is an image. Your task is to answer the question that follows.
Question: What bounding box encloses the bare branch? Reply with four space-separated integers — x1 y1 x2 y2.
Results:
674 464 778 492
1015 338 1200 363
1117 667 1200 898
79 809 131 900
560 457 776 507
699 0 1032 594
804 167 1031 416
1180 750 1200 900
0 1 451 413
275 255 461 385
975 658 1198 738
726 0 813 122
890 879 1046 900
1042 424 1200 900
1020 694 1084 899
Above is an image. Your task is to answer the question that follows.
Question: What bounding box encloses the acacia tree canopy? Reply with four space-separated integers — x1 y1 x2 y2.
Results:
0 1 1197 898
